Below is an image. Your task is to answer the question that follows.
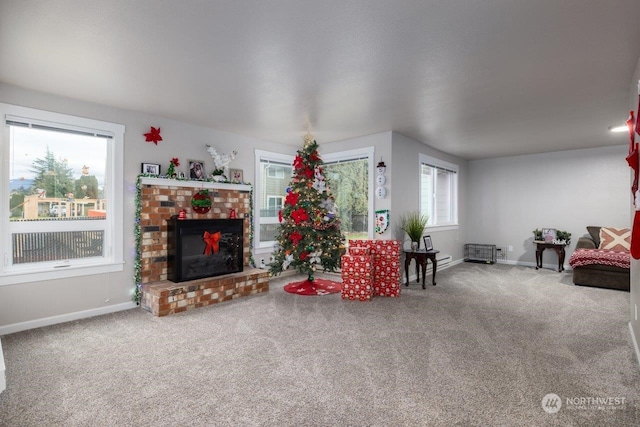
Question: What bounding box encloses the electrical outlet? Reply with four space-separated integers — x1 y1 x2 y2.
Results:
508 245 513 252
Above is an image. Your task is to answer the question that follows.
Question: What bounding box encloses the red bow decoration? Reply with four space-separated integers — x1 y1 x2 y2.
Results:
310 151 321 162
144 126 163 145
291 208 309 224
637 90 640 135
629 89 640 260
627 111 640 200
285 191 299 206
627 111 636 148
289 231 303 245
293 155 304 169
203 231 221 255
278 210 283 223
299 251 309 260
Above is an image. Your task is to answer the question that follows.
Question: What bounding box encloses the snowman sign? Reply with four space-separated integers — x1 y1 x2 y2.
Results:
375 209 390 234
376 160 387 199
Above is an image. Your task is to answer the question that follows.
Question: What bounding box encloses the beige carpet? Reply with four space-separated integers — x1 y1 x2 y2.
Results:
0 263 638 426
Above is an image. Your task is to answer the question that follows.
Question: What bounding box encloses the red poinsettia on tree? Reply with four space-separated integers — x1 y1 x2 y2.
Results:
269 133 344 281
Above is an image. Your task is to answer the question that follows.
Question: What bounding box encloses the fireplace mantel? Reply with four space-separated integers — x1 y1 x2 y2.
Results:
139 177 251 192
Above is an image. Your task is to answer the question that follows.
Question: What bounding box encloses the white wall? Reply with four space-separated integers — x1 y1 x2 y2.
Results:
629 57 640 365
390 132 468 261
467 145 630 269
0 82 295 334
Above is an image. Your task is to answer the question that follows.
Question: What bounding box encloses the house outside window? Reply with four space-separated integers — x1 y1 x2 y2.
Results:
266 166 285 179
0 103 124 285
419 153 458 229
323 147 374 242
266 196 284 218
254 150 293 249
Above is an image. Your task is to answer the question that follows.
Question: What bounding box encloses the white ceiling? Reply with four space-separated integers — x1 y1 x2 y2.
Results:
2 1 640 159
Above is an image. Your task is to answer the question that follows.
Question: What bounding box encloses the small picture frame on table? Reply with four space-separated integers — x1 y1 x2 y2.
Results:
188 160 206 180
229 168 243 183
542 228 556 242
423 235 433 251
141 163 160 176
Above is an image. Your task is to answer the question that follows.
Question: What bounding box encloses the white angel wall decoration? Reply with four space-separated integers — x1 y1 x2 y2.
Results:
205 145 237 179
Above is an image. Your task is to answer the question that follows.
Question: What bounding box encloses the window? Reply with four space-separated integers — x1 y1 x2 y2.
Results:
1 103 124 285
254 150 293 249
254 147 374 250
419 153 458 228
266 166 285 179
323 147 374 241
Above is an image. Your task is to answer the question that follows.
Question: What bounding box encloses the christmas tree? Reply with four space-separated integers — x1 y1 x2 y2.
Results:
269 133 345 281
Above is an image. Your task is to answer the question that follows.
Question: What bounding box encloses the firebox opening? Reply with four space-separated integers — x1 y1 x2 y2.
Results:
167 218 244 282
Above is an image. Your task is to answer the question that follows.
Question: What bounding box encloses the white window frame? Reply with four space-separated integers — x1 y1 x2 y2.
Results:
0 103 125 285
323 146 375 239
419 153 458 230
254 150 293 252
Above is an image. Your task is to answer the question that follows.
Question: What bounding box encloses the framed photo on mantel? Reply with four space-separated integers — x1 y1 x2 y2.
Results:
141 163 160 176
229 168 243 183
188 160 206 180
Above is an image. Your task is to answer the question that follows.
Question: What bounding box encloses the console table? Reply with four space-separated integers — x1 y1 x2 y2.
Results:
534 240 566 272
404 249 440 289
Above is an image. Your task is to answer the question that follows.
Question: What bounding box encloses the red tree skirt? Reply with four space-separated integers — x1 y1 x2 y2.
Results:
284 278 342 296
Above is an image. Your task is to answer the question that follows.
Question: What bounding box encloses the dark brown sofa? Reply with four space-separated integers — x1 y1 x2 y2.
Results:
569 226 630 291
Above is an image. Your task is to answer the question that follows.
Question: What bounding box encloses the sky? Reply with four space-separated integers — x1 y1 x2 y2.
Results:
9 126 107 187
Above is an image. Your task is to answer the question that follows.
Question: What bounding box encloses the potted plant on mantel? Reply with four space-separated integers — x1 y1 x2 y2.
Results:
191 189 212 214
399 211 429 250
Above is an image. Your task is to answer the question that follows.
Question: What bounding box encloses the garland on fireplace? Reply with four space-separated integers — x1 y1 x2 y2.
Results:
134 176 143 304
133 174 255 304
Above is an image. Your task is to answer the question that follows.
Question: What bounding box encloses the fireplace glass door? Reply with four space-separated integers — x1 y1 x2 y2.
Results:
167 218 244 282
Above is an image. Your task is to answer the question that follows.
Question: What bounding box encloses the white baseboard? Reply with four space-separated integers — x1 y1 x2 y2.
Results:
630 322 640 372
0 302 137 336
0 337 5 394
496 259 572 271
406 256 460 282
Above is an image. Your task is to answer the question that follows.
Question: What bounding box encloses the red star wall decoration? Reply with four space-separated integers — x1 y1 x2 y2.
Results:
144 126 163 145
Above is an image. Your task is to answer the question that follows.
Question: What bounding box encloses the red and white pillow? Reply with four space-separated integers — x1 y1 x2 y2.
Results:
598 227 631 252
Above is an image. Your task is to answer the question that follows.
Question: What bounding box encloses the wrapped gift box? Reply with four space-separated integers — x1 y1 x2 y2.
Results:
349 240 402 297
341 252 374 301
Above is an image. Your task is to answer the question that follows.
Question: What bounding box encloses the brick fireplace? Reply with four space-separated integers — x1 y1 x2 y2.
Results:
137 177 268 316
